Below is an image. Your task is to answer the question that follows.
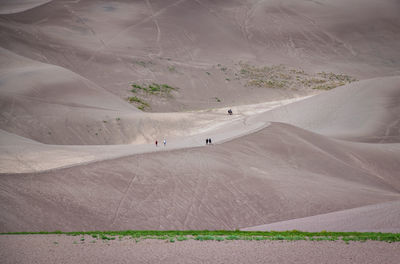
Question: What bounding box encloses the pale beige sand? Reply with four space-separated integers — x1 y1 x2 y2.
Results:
257 76 400 143
243 200 400 233
1 0 399 113
0 236 399 264
0 90 308 173
0 0 51 14
0 0 399 238
0 47 310 147
1 74 399 173
1 123 399 232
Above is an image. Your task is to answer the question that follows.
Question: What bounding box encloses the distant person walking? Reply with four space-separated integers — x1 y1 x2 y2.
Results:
155 140 158 147
206 138 209 145
163 139 166 146
209 138 212 144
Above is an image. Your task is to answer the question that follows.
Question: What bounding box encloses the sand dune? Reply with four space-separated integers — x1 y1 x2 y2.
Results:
0 95 312 173
0 47 244 146
1 123 399 232
256 76 400 142
0 0 52 14
242 200 400 233
0 0 399 236
1 0 399 112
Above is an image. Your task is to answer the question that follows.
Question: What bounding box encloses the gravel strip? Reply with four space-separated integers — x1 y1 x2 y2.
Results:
1 235 399 264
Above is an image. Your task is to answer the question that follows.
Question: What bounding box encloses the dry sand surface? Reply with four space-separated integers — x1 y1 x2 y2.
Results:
1 123 400 232
0 1 400 262
243 200 400 233
1 73 399 232
258 76 400 143
0 96 307 173
0 0 51 14
1 0 399 113
1 235 399 264
0 0 400 263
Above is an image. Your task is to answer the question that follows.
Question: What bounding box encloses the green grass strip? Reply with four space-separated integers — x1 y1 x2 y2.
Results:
1 230 400 243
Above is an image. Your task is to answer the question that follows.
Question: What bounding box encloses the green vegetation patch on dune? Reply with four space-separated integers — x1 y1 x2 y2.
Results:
2 230 399 243
130 82 178 97
128 82 178 111
238 62 357 90
128 96 150 111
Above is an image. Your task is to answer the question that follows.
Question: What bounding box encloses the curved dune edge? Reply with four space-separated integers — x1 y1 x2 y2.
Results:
0 96 309 174
1 122 399 232
241 200 400 233
0 0 399 236
257 76 400 143
0 0 52 14
2 74 399 173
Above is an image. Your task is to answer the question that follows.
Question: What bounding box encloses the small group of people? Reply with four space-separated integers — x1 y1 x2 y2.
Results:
155 139 166 147
206 138 212 145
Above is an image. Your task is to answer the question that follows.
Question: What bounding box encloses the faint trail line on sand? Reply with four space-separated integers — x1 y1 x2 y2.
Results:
111 172 137 226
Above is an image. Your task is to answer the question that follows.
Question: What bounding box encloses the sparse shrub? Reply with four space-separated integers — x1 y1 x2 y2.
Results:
130 83 178 97
128 96 150 111
238 62 356 91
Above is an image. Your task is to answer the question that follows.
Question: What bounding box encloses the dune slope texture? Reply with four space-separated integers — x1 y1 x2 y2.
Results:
0 0 400 235
257 76 400 143
1 122 400 232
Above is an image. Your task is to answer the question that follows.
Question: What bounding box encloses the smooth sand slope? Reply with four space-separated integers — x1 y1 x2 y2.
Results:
0 0 399 111
0 47 264 146
257 76 400 143
243 200 400 233
1 123 400 232
0 95 307 173
0 0 51 14
1 72 400 232
0 0 399 236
